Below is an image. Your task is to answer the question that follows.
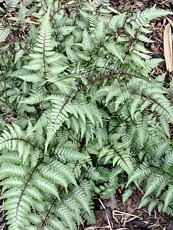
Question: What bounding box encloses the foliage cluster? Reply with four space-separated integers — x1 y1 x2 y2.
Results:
1 0 173 229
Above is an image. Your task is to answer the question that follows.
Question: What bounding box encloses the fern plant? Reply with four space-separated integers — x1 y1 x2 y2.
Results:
1 0 173 229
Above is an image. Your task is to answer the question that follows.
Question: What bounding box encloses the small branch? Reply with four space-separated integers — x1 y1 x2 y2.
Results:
113 209 141 218
98 198 113 230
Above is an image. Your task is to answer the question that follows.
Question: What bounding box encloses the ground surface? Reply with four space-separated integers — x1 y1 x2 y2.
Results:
1 0 173 229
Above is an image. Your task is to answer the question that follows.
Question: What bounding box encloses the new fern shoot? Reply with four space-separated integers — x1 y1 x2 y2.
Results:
0 0 173 229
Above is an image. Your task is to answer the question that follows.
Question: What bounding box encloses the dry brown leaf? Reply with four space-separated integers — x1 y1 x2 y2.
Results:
163 23 173 72
126 198 132 210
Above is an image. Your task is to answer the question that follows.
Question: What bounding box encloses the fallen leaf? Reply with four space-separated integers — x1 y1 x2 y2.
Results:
105 198 117 210
164 23 173 72
126 198 132 210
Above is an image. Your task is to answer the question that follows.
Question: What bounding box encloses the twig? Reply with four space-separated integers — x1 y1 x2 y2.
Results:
99 198 106 209
122 215 139 227
98 199 113 230
124 215 139 223
113 209 140 218
113 209 142 228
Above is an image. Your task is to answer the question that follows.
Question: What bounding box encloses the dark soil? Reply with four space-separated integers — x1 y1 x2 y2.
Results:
83 191 173 230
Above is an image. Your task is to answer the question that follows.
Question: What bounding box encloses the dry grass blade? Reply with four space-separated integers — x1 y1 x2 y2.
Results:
113 209 142 228
107 6 119 14
166 17 173 28
133 50 152 59
98 199 113 230
163 23 173 72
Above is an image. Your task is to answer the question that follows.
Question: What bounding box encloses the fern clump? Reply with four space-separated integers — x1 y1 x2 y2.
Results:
1 0 173 229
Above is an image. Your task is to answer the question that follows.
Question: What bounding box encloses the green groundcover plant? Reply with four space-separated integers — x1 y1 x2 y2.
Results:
1 0 173 229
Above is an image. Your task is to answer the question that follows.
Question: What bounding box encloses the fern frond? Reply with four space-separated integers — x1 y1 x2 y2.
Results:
63 197 82 224
72 186 91 214
109 13 126 32
39 165 68 190
0 25 10 42
47 218 67 230
0 177 23 188
0 164 26 179
33 173 60 198
95 18 106 42
127 163 151 186
143 174 165 198
1 1 173 228
55 147 89 162
106 43 124 62
25 187 43 202
55 204 76 230
3 0 19 10
128 7 173 28
82 29 93 52
122 188 133 204
21 91 46 105
84 166 101 181
148 200 158 215
163 185 173 211
113 152 133 174
44 159 77 186
163 151 173 170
